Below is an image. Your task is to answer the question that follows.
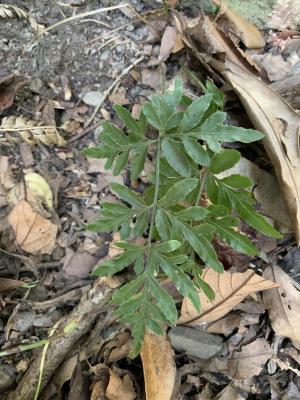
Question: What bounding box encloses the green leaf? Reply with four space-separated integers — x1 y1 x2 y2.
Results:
207 204 229 217
174 206 209 221
130 320 146 358
192 112 264 143
182 136 210 166
133 210 148 237
83 145 112 159
131 146 148 181
112 275 145 304
159 255 200 311
120 220 131 239
101 202 131 216
193 223 217 240
211 222 259 256
102 122 130 145
143 101 163 131
206 175 219 204
148 277 178 324
221 174 253 189
159 178 198 207
178 93 213 132
147 319 164 335
111 182 146 209
163 77 183 109
134 253 145 275
195 275 215 300
113 150 129 175
154 240 182 253
161 138 192 177
182 224 223 272
93 249 141 276
233 198 281 239
210 149 240 174
155 209 172 241
114 105 142 136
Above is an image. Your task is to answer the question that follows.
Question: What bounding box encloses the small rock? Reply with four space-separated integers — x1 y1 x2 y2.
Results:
168 326 223 359
13 311 35 333
81 91 104 107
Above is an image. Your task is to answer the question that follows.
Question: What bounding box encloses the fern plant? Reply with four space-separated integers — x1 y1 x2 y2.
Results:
84 78 281 357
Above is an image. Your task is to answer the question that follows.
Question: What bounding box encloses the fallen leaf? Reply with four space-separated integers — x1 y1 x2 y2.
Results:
7 173 54 217
209 57 300 244
217 338 272 380
216 384 240 399
62 248 98 279
108 87 129 105
1 115 66 147
8 200 57 254
141 68 162 90
159 26 178 62
180 268 278 325
252 53 291 81
106 369 136 400
141 333 176 400
206 314 241 335
0 277 24 292
263 265 300 350
0 74 28 111
218 157 292 231
0 155 14 190
213 0 265 48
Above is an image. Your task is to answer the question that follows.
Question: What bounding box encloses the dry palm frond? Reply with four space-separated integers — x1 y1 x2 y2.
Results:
0 4 45 33
0 116 66 147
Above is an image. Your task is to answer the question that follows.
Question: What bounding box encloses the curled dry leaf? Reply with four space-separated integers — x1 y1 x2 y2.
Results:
180 268 278 325
209 58 300 243
0 74 28 111
0 277 25 292
141 333 176 400
159 25 183 62
8 200 57 255
212 0 265 48
106 369 136 400
1 115 66 147
263 264 300 350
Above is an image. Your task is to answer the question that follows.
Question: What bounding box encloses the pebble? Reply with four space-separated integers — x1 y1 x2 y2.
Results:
168 326 223 359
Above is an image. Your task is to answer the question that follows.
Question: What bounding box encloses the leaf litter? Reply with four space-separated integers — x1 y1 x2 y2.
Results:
1 0 300 399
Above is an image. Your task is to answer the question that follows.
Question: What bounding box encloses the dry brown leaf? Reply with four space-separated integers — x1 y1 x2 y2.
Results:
206 314 241 335
106 369 136 400
209 58 300 243
213 0 265 48
180 268 278 325
0 277 24 292
1 115 66 147
141 333 176 400
263 265 300 349
216 338 272 380
0 74 28 111
159 26 179 62
8 200 57 255
0 155 14 190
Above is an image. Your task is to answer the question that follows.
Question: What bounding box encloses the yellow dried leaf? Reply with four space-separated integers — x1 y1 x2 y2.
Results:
141 333 176 400
7 173 53 212
180 268 278 325
8 200 57 254
1 115 66 147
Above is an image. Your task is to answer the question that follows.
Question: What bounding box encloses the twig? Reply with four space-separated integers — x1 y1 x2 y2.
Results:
40 4 129 35
6 277 122 400
84 55 144 128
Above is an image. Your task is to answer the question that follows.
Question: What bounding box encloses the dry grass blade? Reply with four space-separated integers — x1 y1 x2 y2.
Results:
179 268 278 325
0 4 44 33
209 58 300 243
0 116 66 146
